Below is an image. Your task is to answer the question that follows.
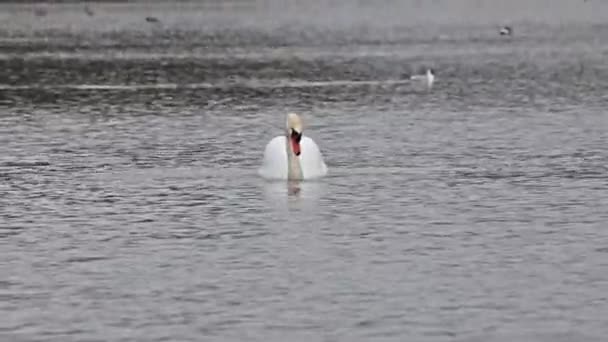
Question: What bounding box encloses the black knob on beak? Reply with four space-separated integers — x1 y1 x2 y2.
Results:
291 130 302 143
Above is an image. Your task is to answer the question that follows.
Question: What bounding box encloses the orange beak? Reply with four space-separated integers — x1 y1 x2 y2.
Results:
290 131 302 156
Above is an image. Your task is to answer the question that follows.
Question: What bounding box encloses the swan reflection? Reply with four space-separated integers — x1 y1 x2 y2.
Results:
262 180 325 210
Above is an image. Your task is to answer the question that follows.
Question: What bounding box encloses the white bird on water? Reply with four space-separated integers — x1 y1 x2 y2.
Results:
410 68 435 91
499 26 512 36
258 113 328 180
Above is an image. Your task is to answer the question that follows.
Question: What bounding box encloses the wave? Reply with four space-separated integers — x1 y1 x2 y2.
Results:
0 79 410 91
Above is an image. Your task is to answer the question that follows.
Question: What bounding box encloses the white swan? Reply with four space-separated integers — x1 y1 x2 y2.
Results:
258 113 328 180
410 68 435 91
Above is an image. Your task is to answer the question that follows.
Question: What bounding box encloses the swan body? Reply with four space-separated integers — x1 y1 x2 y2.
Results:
258 113 328 180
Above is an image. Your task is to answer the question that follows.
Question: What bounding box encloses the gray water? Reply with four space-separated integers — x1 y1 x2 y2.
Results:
1 1 608 341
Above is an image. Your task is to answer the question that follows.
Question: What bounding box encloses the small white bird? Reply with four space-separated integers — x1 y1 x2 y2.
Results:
410 68 435 91
258 113 328 181
500 26 512 36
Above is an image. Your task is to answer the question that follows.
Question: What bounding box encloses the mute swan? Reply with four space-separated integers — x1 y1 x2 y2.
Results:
258 113 328 180
410 68 435 91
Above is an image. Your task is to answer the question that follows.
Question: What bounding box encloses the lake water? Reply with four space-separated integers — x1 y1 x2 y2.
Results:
1 1 608 341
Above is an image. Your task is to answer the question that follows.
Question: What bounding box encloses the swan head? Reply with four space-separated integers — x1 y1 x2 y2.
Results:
286 112 303 156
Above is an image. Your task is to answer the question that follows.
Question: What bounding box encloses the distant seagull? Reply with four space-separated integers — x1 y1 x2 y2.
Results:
410 68 435 91
500 26 512 36
145 16 160 23
84 5 94 17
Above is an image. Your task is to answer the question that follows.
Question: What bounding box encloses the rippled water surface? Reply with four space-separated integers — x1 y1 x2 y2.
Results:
1 1 608 341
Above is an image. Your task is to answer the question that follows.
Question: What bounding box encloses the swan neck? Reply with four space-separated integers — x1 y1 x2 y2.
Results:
286 136 303 180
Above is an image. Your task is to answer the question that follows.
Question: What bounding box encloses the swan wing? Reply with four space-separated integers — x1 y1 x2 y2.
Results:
258 136 288 180
299 136 328 179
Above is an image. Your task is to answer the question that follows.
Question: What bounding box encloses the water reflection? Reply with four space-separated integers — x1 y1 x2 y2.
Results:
262 179 325 210
287 180 302 197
